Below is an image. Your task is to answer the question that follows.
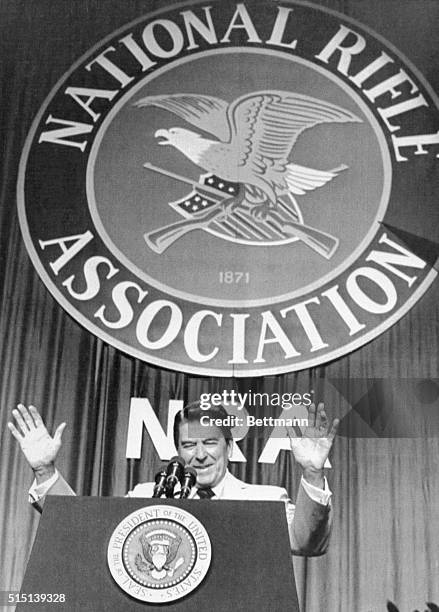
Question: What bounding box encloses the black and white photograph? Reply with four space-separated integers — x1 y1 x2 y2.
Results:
1 1 439 610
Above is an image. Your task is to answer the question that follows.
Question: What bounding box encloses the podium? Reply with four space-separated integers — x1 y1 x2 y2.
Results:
19 497 299 611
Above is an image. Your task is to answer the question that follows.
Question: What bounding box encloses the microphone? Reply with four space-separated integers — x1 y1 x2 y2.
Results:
165 456 185 498
152 469 168 498
180 467 197 499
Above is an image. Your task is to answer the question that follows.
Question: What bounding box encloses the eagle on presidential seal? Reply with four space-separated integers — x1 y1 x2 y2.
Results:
135 91 361 257
135 530 183 580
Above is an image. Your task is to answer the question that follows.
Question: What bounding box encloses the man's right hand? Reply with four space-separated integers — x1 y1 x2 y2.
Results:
8 404 66 484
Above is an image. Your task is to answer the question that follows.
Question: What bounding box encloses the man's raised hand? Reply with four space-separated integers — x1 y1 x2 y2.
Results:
286 402 339 487
8 404 66 482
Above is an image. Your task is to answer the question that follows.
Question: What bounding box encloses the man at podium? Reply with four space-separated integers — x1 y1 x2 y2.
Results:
9 400 338 555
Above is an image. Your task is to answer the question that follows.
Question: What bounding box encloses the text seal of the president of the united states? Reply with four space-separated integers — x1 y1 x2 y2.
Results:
107 505 211 603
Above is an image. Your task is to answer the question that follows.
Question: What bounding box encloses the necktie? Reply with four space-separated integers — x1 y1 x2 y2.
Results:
197 487 215 499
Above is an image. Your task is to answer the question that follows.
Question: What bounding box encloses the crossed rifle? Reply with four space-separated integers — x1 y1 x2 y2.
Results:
143 163 339 259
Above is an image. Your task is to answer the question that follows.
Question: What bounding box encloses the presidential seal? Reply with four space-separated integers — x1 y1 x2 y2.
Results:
18 0 439 376
107 505 211 603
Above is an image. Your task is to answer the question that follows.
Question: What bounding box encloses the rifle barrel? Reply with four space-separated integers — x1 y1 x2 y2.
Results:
143 162 229 198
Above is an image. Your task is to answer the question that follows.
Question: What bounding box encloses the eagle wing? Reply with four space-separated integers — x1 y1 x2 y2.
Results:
283 162 348 195
140 534 153 564
134 93 230 141
228 91 361 186
166 535 182 565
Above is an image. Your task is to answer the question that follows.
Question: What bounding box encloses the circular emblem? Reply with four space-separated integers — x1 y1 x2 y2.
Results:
107 505 211 603
18 0 439 376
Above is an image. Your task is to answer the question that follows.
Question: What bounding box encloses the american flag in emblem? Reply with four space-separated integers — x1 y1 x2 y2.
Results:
170 174 240 217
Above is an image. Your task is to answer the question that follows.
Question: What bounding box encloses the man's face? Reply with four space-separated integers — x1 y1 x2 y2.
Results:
177 420 232 488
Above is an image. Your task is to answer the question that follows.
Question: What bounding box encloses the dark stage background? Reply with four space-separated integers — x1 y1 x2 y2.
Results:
1 1 439 611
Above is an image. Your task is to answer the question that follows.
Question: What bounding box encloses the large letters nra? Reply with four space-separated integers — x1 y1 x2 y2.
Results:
18 1 439 376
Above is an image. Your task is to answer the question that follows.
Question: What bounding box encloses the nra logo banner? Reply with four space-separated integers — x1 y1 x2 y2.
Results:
18 0 438 376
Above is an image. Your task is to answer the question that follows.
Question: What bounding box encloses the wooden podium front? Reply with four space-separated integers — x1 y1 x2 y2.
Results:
19 496 299 611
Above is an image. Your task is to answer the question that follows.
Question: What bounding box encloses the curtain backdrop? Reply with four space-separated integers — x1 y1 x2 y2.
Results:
1 1 439 611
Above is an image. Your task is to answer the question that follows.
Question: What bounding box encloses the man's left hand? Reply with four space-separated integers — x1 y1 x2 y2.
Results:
286 402 339 488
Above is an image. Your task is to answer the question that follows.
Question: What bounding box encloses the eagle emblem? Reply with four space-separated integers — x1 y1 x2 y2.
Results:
135 530 184 581
135 91 361 258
